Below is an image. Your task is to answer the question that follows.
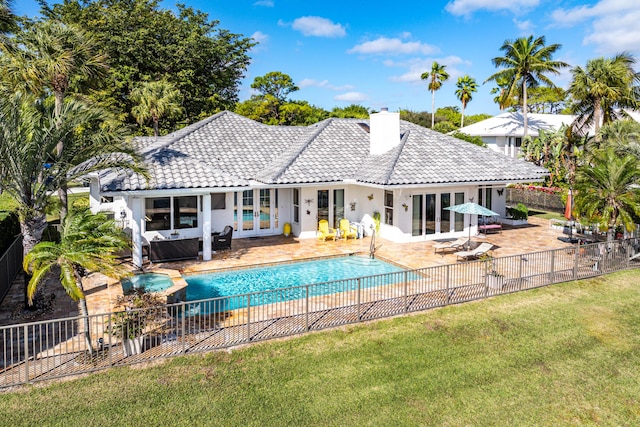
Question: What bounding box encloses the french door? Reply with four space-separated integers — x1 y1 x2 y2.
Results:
235 189 278 236
412 191 465 238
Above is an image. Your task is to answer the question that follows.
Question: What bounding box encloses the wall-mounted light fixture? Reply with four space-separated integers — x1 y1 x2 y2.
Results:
120 209 127 220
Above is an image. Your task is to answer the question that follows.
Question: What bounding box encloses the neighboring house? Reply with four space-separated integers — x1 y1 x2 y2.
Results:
89 110 547 268
457 112 575 158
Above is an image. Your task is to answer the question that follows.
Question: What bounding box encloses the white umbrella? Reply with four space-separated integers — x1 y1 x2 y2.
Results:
445 202 499 249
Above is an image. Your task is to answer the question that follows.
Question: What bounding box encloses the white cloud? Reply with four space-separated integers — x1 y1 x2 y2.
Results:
348 37 439 56
513 18 534 34
388 56 470 83
400 32 412 39
551 0 640 54
298 78 354 91
445 0 539 17
251 31 269 44
253 0 274 6
290 16 346 38
335 92 369 102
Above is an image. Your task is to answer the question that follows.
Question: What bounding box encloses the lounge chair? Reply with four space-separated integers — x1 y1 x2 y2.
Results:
434 237 469 254
454 242 494 261
212 225 233 250
339 219 357 240
317 220 337 241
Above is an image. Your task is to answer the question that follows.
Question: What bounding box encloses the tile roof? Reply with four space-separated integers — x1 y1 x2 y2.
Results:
99 111 547 192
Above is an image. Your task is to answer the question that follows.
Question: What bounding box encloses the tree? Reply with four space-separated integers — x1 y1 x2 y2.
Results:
330 104 369 118
131 80 183 137
2 20 109 221
0 0 16 36
23 209 130 352
49 0 254 128
574 147 640 241
250 71 299 103
485 35 569 139
421 61 449 128
489 75 515 110
0 91 140 257
568 53 640 139
527 86 567 114
455 75 477 128
598 119 640 157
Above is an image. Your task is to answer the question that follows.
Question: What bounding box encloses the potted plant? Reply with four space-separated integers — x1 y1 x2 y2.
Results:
108 289 164 357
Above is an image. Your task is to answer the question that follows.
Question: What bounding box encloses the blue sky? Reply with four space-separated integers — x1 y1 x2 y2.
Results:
13 0 640 116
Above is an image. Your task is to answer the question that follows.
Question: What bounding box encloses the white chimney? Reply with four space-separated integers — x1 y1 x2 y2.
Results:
369 108 401 155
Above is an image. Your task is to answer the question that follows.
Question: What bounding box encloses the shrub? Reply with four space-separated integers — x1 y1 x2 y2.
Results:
506 203 529 220
0 212 20 254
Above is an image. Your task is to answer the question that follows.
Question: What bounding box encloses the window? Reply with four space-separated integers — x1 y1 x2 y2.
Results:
333 189 344 227
515 137 522 147
100 196 114 203
211 193 226 210
454 192 465 232
478 187 492 210
145 197 171 231
293 188 300 223
384 190 393 225
174 196 198 229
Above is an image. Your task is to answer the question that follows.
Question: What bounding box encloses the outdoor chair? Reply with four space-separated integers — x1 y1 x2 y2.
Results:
317 220 337 241
454 242 494 262
339 219 357 240
434 237 469 254
212 225 233 250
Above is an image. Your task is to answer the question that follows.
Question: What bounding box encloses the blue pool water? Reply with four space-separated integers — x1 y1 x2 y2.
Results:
122 273 174 293
183 256 409 312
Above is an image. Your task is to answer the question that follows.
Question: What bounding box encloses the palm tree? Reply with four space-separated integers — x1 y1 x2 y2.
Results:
489 75 515 110
0 91 140 257
574 147 640 241
2 20 109 222
455 75 477 128
568 53 640 139
598 119 640 157
485 35 569 139
131 80 183 137
0 0 15 36
421 61 449 128
24 209 131 352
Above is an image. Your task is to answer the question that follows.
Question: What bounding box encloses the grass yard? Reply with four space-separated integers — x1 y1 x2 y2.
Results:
529 208 567 221
1 270 639 426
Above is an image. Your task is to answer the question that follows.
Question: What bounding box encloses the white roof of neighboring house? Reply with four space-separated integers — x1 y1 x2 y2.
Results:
457 112 575 138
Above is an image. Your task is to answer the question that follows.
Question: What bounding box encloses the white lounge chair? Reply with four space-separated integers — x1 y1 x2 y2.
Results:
454 242 494 261
434 237 469 254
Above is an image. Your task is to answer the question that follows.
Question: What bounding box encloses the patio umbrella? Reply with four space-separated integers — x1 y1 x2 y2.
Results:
445 202 499 250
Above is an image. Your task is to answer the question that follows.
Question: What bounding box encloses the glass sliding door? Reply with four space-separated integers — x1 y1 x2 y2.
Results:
242 190 254 232
454 192 465 232
259 189 270 230
440 193 451 233
317 190 329 224
333 189 344 227
426 194 436 235
412 195 423 236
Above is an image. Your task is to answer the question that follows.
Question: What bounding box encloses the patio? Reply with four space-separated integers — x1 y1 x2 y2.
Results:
0 216 571 323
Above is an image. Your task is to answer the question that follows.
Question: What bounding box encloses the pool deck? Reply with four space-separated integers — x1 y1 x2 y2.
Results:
0 216 573 324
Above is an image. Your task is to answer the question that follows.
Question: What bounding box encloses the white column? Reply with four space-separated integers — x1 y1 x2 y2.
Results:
202 193 212 261
131 197 143 269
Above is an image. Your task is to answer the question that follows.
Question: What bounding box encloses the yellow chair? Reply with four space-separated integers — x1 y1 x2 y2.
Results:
339 219 357 240
317 220 337 241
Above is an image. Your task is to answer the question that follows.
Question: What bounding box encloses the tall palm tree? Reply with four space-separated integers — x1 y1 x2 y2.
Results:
131 80 183 137
0 91 140 257
24 209 131 352
597 119 640 157
2 20 109 222
421 61 449 128
455 75 477 128
485 35 569 139
489 75 515 110
575 147 640 241
0 0 15 36
568 53 640 139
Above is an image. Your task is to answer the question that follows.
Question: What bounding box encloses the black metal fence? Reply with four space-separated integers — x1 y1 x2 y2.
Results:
1 238 638 388
0 236 23 306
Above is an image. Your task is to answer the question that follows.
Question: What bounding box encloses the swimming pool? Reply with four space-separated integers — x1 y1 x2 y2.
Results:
183 256 410 312
121 273 174 293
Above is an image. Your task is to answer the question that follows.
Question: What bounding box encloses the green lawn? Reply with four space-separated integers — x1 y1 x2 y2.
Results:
0 191 89 222
1 271 639 426
528 208 566 221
